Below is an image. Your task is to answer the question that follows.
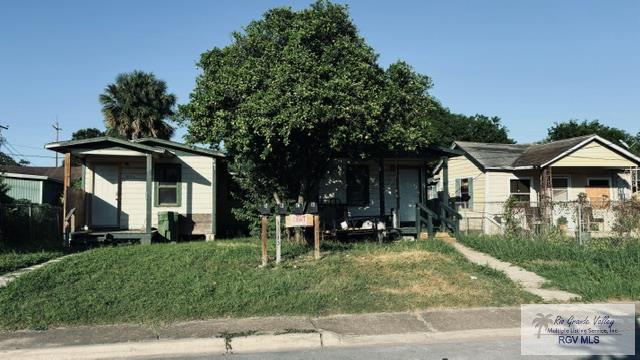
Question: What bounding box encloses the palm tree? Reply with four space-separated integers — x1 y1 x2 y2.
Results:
532 313 554 339
99 71 176 140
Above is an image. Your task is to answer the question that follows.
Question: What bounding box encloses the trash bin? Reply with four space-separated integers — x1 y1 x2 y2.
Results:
158 211 180 242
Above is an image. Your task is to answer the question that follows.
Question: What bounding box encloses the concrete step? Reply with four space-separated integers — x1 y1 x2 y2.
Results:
434 232 456 243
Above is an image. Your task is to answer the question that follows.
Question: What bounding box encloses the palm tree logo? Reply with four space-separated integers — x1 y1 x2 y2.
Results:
532 313 554 339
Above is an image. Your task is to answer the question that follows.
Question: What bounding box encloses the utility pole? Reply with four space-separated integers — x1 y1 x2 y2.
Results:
52 120 62 167
0 124 8 147
0 125 8 166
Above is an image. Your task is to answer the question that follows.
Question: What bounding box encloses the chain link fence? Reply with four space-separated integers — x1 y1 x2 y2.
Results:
454 199 640 241
0 203 62 250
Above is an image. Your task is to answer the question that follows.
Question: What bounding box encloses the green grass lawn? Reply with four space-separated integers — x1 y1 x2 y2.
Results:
459 235 640 302
0 250 63 275
0 238 538 330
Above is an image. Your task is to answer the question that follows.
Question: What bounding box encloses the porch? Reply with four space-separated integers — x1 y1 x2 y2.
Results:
318 147 463 239
46 137 174 245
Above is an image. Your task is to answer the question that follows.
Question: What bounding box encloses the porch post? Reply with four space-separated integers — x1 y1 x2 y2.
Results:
144 153 153 243
209 157 217 241
441 156 449 231
63 152 71 243
378 158 385 220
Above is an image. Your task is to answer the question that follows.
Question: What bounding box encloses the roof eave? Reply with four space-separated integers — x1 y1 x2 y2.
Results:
132 138 226 158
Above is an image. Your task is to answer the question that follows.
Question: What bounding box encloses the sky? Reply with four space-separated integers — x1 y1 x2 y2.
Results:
1 0 638 166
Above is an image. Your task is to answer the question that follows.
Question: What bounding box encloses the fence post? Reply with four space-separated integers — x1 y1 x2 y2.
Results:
28 204 33 249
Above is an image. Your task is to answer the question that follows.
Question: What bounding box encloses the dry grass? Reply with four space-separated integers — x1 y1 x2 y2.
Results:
0 238 538 330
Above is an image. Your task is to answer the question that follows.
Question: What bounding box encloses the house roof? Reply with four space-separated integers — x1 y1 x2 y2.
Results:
453 134 640 171
133 138 225 158
0 165 82 183
45 137 224 158
454 142 530 170
512 135 594 167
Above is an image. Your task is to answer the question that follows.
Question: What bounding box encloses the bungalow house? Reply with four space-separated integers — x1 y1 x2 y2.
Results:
318 146 463 238
45 137 227 244
433 134 640 235
0 165 81 205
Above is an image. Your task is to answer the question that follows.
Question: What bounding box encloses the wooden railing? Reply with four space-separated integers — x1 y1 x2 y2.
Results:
440 202 462 236
63 207 76 247
415 200 462 238
416 202 437 239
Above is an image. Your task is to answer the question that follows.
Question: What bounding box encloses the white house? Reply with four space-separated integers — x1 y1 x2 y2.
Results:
433 135 640 235
46 137 225 243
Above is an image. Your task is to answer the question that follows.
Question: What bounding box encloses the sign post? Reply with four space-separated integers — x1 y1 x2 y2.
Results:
314 215 320 260
308 202 320 260
275 203 286 264
259 203 271 267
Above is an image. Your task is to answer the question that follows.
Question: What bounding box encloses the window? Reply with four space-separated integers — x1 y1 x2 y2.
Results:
455 178 473 209
155 164 181 206
509 178 531 203
588 179 610 187
346 165 369 206
552 177 569 201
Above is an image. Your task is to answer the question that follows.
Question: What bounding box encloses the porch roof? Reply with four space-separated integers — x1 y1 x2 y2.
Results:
45 136 225 159
45 136 171 158
132 138 225 158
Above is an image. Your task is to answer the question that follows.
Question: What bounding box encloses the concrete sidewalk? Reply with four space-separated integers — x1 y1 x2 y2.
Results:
444 238 581 302
0 254 74 288
0 307 522 358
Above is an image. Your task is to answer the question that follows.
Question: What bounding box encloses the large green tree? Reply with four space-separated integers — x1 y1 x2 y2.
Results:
546 119 639 154
431 110 514 145
100 71 176 140
72 128 105 140
179 1 440 223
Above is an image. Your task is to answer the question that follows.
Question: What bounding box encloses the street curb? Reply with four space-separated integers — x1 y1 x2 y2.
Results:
0 337 227 360
0 328 522 359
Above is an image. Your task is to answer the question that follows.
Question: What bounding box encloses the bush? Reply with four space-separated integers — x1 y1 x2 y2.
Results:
0 203 62 251
612 199 640 241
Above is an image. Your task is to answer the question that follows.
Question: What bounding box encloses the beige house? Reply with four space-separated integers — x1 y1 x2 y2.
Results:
432 135 640 235
46 137 226 244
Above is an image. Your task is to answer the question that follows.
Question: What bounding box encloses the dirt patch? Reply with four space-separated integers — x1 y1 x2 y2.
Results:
355 250 452 265
375 270 488 300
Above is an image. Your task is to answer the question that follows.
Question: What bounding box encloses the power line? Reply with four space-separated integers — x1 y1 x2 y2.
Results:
9 143 44 150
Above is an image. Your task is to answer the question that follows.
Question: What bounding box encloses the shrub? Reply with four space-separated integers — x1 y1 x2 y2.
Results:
612 199 640 242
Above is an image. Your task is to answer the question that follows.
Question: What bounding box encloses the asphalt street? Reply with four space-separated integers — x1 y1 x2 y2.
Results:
144 338 589 360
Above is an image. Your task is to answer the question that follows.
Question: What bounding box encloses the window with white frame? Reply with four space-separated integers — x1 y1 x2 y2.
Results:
552 177 569 202
509 178 531 203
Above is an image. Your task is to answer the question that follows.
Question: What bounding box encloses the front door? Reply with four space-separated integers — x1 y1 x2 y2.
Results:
92 164 119 228
398 168 420 225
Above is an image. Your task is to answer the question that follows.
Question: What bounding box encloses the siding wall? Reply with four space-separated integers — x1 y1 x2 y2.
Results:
485 170 540 204
4 178 42 204
85 152 214 234
319 159 424 218
551 141 637 167
440 156 486 213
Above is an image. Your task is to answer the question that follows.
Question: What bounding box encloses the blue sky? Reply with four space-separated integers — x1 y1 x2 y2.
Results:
1 0 638 166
